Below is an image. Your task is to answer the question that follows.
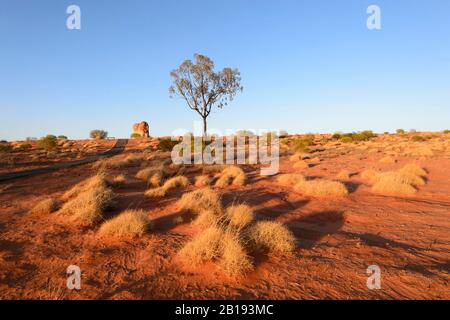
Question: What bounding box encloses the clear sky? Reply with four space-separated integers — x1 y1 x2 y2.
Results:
1 0 449 140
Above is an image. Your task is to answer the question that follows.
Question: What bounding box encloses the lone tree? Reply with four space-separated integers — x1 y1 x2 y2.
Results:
169 54 243 137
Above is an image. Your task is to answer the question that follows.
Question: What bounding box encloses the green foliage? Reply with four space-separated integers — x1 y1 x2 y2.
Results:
337 130 376 143
130 133 142 139
396 129 406 134
16 143 32 151
412 135 432 142
340 136 353 143
58 135 68 140
90 130 108 140
38 135 57 150
332 133 342 140
158 138 179 151
443 130 450 134
292 136 314 153
0 143 13 153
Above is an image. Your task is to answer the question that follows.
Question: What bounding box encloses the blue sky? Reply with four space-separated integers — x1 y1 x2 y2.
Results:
1 0 449 140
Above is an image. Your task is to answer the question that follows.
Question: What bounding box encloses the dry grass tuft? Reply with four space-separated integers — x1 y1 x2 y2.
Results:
226 204 254 230
248 221 296 253
399 163 427 178
110 174 126 188
215 166 246 187
294 179 348 197
194 175 213 187
336 170 350 180
362 163 427 196
30 198 59 215
276 174 305 187
293 160 309 169
145 175 189 198
60 185 116 226
178 188 222 215
361 169 381 184
371 175 417 195
178 226 223 265
61 174 108 201
220 232 253 276
99 209 150 237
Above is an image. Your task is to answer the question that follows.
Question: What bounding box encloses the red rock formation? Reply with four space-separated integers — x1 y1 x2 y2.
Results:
132 121 150 138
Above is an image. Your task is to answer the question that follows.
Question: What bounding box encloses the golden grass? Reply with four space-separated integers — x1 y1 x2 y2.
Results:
178 188 222 215
178 226 223 265
371 176 417 195
136 164 164 181
215 165 246 187
220 232 253 276
60 185 116 226
361 169 381 184
364 163 427 196
293 160 309 169
399 163 427 177
145 175 190 198
226 204 254 230
276 173 305 187
194 175 213 187
30 198 58 215
148 172 164 188
248 221 296 253
336 170 350 180
192 209 220 227
110 174 126 188
294 179 348 197
98 209 150 237
61 174 108 201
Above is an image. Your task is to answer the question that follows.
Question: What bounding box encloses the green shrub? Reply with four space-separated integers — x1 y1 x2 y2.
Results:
38 135 57 150
332 133 342 140
16 143 32 151
0 143 13 153
340 136 353 143
412 135 427 142
58 135 68 140
130 133 142 139
443 130 450 134
396 129 405 134
158 138 179 151
90 130 108 140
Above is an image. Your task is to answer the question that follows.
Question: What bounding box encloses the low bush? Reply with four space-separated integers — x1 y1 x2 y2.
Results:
99 209 150 237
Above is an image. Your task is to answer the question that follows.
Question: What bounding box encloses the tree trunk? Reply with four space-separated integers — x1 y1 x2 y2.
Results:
203 117 207 139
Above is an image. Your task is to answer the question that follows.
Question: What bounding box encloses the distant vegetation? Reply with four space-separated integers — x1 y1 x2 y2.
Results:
444 130 450 134
396 129 406 134
38 135 57 150
333 131 376 143
90 130 108 140
158 138 179 151
0 142 13 153
58 135 68 140
130 133 142 139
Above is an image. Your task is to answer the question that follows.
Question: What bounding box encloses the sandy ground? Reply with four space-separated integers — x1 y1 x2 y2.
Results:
0 138 449 299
